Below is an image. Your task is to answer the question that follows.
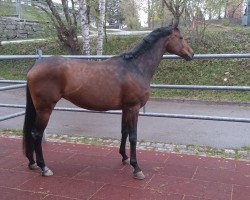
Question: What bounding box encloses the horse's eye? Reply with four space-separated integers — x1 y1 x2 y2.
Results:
180 37 183 40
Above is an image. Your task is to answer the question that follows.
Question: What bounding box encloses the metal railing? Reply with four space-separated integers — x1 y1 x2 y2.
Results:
0 52 250 123
1 53 250 60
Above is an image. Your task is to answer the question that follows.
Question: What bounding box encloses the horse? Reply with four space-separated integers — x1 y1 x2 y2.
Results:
23 21 194 180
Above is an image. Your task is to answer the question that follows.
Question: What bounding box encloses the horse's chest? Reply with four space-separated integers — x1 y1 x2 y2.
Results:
122 82 150 108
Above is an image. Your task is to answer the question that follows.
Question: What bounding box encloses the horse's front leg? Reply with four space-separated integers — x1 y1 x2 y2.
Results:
122 107 145 180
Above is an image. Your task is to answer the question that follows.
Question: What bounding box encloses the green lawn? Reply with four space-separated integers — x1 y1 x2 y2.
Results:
0 25 249 102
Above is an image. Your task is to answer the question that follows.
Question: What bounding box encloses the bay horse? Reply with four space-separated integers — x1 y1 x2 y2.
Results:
23 21 194 180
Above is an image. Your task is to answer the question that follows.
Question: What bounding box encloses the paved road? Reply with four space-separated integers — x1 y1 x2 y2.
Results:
0 30 151 45
1 84 250 148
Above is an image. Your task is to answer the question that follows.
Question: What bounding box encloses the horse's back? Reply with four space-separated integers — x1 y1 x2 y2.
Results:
27 56 123 110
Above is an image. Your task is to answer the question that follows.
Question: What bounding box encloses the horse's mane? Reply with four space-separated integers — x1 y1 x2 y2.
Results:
120 26 173 60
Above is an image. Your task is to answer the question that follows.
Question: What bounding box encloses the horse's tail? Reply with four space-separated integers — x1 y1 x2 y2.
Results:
23 84 36 156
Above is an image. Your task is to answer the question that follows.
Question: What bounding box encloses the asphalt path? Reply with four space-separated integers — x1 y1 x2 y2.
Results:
0 30 151 45
1 84 250 148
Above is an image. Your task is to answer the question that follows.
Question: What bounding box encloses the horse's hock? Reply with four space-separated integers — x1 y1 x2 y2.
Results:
0 17 48 40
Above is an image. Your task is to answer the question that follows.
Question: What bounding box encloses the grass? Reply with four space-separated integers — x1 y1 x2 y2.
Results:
0 2 51 22
0 25 249 102
0 128 23 136
21 5 51 22
0 2 16 17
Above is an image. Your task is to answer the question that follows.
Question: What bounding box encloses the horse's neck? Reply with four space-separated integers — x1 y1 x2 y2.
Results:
135 38 165 82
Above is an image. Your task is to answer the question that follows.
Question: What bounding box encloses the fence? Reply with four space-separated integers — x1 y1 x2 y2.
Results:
0 52 250 124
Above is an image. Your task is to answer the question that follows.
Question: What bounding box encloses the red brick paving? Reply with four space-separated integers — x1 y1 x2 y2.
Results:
0 137 249 200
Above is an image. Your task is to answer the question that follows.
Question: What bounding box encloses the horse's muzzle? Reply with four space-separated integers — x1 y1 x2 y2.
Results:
185 53 194 61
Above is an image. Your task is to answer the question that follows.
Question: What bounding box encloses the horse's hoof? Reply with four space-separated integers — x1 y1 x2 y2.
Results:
42 168 53 176
28 163 39 170
133 171 145 180
122 158 130 165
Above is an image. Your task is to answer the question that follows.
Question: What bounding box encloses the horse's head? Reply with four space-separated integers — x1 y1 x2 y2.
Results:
164 20 194 61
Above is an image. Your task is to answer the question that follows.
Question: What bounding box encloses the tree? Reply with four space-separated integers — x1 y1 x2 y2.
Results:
120 0 141 29
205 0 225 19
163 0 188 23
184 0 209 43
96 0 105 55
79 0 91 55
106 0 123 26
32 0 80 54
147 0 166 28
226 0 243 19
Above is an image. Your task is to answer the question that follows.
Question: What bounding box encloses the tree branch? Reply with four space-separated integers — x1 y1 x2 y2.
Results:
71 0 78 27
61 0 72 25
163 0 175 15
45 0 68 35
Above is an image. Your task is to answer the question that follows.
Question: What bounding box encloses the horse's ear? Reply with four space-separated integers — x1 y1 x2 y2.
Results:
168 19 174 27
173 18 179 28
169 18 179 29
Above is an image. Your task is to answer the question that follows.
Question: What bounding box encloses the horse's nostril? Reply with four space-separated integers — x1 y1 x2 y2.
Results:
185 53 194 61
189 53 194 60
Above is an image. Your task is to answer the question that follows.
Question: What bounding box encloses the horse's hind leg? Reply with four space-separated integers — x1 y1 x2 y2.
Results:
26 143 38 170
24 129 37 169
32 108 54 176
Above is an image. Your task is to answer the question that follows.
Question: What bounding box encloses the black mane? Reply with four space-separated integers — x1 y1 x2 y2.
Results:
121 26 173 60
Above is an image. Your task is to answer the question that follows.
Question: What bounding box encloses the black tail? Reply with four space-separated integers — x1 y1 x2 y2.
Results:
23 84 36 156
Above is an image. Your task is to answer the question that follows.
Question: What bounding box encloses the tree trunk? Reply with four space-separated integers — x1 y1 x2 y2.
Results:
161 0 165 27
148 0 151 28
79 0 91 55
97 0 106 55
104 0 108 43
218 8 221 19
36 0 81 55
163 0 186 24
224 0 228 18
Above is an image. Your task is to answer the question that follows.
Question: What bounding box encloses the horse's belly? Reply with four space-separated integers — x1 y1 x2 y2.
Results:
63 92 121 111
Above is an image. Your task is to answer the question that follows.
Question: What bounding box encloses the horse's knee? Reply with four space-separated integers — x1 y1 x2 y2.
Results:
31 131 43 143
129 134 137 146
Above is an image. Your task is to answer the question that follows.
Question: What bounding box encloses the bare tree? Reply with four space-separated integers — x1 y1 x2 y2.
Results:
79 0 91 55
33 0 80 54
